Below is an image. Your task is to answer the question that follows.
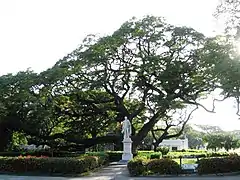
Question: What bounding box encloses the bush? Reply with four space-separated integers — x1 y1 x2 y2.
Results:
0 155 107 175
197 155 240 175
185 149 207 153
156 147 169 155
85 152 109 164
137 151 153 159
106 151 123 162
147 158 181 175
207 152 229 157
137 151 161 160
86 151 122 162
150 153 161 159
164 151 229 159
0 151 84 157
127 158 146 176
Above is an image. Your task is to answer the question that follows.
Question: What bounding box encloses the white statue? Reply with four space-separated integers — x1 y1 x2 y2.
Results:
121 116 132 139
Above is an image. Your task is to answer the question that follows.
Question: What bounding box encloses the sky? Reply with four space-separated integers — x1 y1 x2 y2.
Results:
1 0 240 131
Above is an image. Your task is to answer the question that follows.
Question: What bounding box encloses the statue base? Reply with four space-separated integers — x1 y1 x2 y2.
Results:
121 137 133 162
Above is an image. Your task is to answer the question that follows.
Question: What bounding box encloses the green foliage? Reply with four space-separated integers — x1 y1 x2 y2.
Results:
127 158 146 176
147 158 181 175
105 151 123 162
0 155 107 175
164 151 229 159
86 151 122 162
128 157 182 176
173 158 197 165
215 0 240 36
137 151 161 159
197 154 240 174
150 153 161 159
11 132 27 147
0 15 236 152
156 146 169 155
204 133 240 151
222 134 240 151
0 151 85 158
87 151 162 161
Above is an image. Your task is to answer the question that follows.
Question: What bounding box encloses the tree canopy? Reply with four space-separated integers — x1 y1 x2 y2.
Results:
0 15 238 151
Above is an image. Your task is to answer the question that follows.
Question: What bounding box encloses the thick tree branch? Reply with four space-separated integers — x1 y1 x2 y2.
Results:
180 97 216 113
165 106 198 139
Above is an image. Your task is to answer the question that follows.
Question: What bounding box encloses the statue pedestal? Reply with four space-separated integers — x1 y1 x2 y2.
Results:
121 137 133 162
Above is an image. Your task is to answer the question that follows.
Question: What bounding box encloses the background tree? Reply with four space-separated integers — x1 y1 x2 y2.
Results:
203 133 240 151
177 124 205 149
222 134 240 151
203 133 225 151
0 71 39 151
196 124 224 134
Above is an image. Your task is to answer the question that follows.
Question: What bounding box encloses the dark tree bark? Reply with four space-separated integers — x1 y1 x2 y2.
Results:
0 125 12 151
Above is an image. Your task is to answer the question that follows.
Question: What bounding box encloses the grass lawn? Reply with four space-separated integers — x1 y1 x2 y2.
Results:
173 158 198 164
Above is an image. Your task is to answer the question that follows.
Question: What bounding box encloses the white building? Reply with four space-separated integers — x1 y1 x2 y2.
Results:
159 138 188 151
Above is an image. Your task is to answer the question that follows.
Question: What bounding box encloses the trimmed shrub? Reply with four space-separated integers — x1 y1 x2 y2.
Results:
147 158 181 175
85 152 109 164
197 155 240 175
127 158 146 176
87 151 122 162
0 151 84 157
150 153 161 159
106 151 122 162
137 151 153 159
163 151 230 159
156 147 169 155
207 152 229 157
0 155 106 175
137 151 161 159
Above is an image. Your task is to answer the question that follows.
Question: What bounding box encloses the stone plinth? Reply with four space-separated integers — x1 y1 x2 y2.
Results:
121 137 133 162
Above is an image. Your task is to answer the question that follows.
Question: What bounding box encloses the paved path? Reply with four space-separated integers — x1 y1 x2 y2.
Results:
0 163 239 180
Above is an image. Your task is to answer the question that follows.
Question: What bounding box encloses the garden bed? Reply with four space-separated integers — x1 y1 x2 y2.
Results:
127 154 240 177
0 155 108 176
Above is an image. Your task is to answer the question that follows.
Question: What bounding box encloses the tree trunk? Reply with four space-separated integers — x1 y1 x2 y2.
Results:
132 111 163 151
0 126 12 151
153 143 158 152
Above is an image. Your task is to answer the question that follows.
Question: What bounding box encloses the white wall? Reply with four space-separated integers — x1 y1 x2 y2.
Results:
159 138 188 151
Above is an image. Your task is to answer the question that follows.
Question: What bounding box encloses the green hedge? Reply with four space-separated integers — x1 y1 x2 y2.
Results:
86 151 122 162
128 152 240 176
137 151 162 159
0 155 106 175
127 158 181 176
106 151 123 162
174 149 207 153
197 154 240 174
127 158 146 176
147 158 181 175
87 151 139 162
86 151 231 163
164 151 229 159
0 151 84 157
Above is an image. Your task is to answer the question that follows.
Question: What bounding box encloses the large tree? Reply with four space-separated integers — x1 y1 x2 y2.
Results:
215 0 240 37
51 16 231 150
0 16 235 151
214 0 240 119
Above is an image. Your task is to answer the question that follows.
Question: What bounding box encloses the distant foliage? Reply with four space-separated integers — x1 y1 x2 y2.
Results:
156 146 169 155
